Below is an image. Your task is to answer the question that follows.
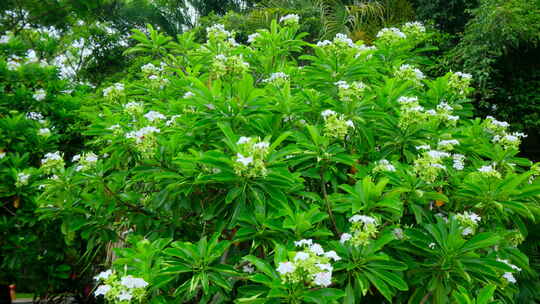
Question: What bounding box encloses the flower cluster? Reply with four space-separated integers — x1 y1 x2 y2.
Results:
395 64 425 86
125 126 161 157
401 22 426 38
437 139 459 151
397 96 426 127
233 137 270 178
72 152 99 172
491 132 527 150
448 71 472 95
452 154 465 170
321 110 354 140
247 32 261 44
211 54 250 78
27 112 47 124
94 270 148 303
38 128 52 137
33 89 47 101
376 27 407 44
103 83 125 99
276 239 339 287
398 97 459 128
335 80 367 101
262 72 289 86
144 110 166 123
141 63 162 75
478 163 501 179
41 151 64 174
316 33 370 56
413 150 451 183
373 159 396 173
206 24 233 41
455 211 481 236
340 215 379 247
279 14 300 26
123 102 144 116
16 172 31 187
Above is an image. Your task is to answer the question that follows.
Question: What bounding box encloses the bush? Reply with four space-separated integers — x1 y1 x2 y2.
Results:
28 16 540 303
0 23 91 296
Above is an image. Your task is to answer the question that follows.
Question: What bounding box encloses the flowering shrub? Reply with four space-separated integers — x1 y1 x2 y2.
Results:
1 14 535 303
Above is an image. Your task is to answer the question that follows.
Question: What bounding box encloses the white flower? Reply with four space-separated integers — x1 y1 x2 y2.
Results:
42 152 62 164
263 72 289 83
313 271 332 287
403 21 426 32
247 33 261 43
72 154 81 162
376 27 406 39
277 261 296 274
26 112 44 121
455 71 472 79
7 58 20 70
33 89 47 101
349 215 376 225
316 263 333 272
17 172 30 185
398 96 418 104
237 137 251 145
117 291 133 301
279 14 299 24
125 126 161 144
438 139 459 148
452 154 465 170
416 145 431 151
108 124 120 130
321 109 336 118
183 91 194 98
335 80 349 89
85 153 98 163
236 153 253 166
0 34 10 44
38 128 51 136
428 242 436 249
478 164 495 173
345 120 355 128
437 102 453 111
253 142 270 149
309 243 324 255
502 272 516 284
466 212 481 224
0 152 5 159
377 159 396 172
120 275 149 289
294 239 313 247
243 264 255 274
94 270 112 281
94 285 111 297
294 252 310 261
141 63 159 73
426 150 450 159
462 227 473 236
324 250 341 261
316 40 332 47
430 163 446 170
144 111 166 122
340 233 352 244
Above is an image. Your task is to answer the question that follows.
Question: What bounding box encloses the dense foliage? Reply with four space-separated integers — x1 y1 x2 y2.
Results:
1 1 540 304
